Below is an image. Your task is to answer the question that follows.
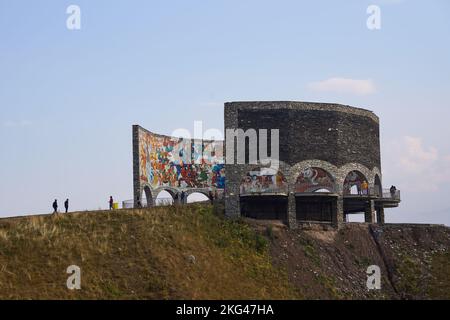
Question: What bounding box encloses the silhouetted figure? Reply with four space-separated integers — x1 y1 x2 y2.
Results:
180 191 186 204
64 199 69 213
390 185 397 199
109 196 114 210
136 195 142 208
208 191 214 204
214 190 219 200
174 193 179 204
52 199 58 213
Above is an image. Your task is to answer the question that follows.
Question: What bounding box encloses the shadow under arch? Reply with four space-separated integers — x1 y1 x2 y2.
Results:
239 167 288 221
294 166 338 223
374 174 382 197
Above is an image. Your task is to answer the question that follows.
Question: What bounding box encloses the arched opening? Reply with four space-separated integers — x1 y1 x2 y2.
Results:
343 171 369 195
343 170 370 222
239 168 288 221
155 190 174 206
374 174 382 197
295 167 337 223
187 192 210 204
141 186 153 207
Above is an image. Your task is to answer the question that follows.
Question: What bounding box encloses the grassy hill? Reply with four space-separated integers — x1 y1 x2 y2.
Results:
0 204 449 299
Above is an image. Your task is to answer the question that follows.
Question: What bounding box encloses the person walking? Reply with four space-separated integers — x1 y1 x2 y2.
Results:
52 199 58 213
64 199 69 213
109 196 114 210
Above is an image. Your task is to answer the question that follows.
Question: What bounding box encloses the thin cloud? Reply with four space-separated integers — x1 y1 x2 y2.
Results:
385 136 450 192
307 77 377 95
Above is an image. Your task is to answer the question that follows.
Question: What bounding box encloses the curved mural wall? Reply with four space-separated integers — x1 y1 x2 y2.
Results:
136 126 225 191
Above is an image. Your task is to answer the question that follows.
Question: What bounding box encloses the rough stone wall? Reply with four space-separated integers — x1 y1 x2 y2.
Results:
232 102 380 169
224 101 383 226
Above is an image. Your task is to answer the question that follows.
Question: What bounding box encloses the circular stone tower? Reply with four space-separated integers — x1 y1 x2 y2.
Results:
224 101 400 228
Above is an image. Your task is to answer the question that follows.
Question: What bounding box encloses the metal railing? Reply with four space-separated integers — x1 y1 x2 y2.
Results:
122 197 174 209
342 186 400 201
239 185 289 196
381 189 401 201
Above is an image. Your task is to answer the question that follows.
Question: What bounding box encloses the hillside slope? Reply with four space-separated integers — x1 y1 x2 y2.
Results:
0 204 449 299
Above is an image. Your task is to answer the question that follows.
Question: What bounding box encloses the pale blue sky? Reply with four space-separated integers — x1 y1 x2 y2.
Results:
0 1 449 224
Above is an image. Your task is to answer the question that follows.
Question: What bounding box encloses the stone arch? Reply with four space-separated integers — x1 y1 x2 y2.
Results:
294 167 337 193
342 169 369 196
374 174 382 197
338 163 373 193
371 167 382 193
289 160 339 192
185 188 210 198
141 184 153 207
153 186 178 205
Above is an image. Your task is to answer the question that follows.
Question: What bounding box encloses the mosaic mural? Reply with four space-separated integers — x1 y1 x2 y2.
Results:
240 168 288 195
343 171 368 195
138 129 225 189
295 167 336 193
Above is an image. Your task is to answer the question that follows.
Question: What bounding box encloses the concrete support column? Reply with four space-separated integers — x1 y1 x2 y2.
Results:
333 197 344 228
287 192 297 229
376 206 385 224
364 200 376 223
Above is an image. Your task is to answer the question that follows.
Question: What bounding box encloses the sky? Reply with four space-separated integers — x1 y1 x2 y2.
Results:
0 0 449 225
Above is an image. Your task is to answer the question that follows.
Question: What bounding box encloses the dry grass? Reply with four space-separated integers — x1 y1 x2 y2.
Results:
0 204 299 300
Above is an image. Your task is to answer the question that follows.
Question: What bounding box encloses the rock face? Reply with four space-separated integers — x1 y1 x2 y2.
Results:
266 221 450 299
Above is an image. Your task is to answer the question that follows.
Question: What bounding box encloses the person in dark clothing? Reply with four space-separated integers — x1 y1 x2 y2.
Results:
180 191 186 204
52 199 58 213
208 190 214 204
174 193 179 205
390 185 397 198
109 196 114 210
64 199 69 213
136 195 142 208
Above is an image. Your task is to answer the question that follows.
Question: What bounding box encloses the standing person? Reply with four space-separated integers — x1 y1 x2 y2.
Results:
174 193 179 205
390 185 397 199
64 199 69 213
137 195 142 208
180 191 185 204
52 199 58 213
208 190 214 204
214 189 219 201
109 196 114 210
361 181 369 195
